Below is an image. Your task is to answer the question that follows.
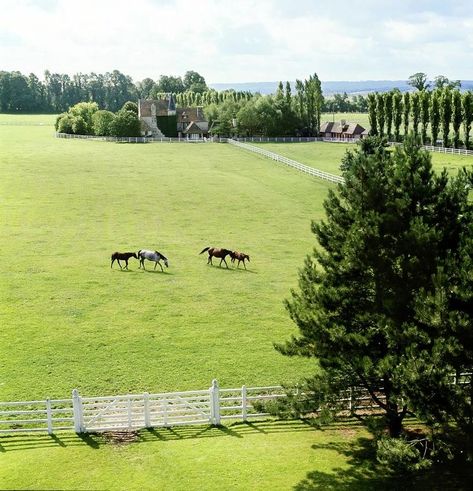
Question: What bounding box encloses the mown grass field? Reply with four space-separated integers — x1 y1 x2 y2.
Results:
252 141 473 176
2 115 472 490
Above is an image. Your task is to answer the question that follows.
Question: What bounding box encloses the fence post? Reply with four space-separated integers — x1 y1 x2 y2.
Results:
144 392 151 428
210 379 221 426
242 385 247 422
72 389 84 433
46 398 53 435
127 397 132 429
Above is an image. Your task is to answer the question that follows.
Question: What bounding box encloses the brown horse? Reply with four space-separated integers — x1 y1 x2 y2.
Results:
199 247 232 268
111 251 138 270
230 251 250 269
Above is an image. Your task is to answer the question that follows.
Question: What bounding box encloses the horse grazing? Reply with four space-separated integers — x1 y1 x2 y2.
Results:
138 249 169 272
111 251 138 270
199 246 233 268
231 251 250 269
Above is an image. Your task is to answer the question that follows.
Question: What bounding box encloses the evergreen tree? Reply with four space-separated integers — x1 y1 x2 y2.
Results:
278 136 473 441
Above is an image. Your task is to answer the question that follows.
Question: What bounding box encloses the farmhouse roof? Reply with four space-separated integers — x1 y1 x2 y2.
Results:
183 121 206 134
138 98 169 117
177 107 206 123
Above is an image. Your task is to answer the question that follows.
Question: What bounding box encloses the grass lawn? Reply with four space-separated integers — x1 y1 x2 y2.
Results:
2 116 472 490
1 120 332 402
251 141 473 176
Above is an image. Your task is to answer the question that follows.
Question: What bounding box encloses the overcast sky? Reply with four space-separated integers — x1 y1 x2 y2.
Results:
1 0 472 84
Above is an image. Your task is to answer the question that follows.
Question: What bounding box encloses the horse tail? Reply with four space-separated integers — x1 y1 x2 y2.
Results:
199 247 210 255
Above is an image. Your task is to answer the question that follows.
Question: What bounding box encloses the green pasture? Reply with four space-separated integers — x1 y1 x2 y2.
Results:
2 116 473 489
252 141 473 176
1 120 332 402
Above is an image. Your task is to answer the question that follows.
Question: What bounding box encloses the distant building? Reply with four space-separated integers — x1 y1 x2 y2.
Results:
319 120 367 139
138 96 208 139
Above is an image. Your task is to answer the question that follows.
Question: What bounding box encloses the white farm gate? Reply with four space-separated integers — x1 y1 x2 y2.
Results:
0 381 285 435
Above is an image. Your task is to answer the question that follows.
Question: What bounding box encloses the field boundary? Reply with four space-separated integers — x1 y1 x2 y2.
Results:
227 138 345 184
0 380 285 435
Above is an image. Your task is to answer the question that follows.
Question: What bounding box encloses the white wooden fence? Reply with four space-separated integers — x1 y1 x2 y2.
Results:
55 133 218 143
227 139 345 184
0 381 285 435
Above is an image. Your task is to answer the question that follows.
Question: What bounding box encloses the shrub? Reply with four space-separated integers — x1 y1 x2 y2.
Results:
56 113 74 133
121 101 138 115
71 115 87 135
110 109 141 137
376 436 432 474
92 110 115 136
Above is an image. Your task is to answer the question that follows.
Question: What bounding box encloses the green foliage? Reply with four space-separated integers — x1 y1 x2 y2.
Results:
69 101 99 134
367 93 378 136
408 72 430 91
278 135 473 440
377 437 432 474
376 92 385 136
55 113 74 133
92 110 115 136
452 90 462 148
410 91 420 138
420 90 431 144
430 90 441 145
462 91 473 149
183 70 207 93
392 91 403 142
440 87 453 147
109 108 141 136
156 115 177 137
121 101 138 115
383 92 393 138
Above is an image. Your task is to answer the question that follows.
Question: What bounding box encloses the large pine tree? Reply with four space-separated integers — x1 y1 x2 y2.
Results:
278 137 473 439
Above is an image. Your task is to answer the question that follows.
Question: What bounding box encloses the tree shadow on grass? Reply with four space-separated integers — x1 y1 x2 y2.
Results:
0 419 312 452
294 437 473 491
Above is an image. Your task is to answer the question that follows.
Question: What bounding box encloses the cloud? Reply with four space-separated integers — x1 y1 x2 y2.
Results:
0 0 472 82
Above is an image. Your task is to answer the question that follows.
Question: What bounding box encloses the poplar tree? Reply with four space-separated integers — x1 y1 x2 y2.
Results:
462 91 473 149
440 87 453 147
420 90 431 144
376 92 385 137
452 89 462 148
430 90 441 146
410 91 420 139
392 90 403 142
403 92 410 137
367 93 378 136
384 91 393 139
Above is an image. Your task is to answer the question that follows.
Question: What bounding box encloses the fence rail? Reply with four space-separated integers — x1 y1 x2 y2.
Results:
227 139 345 184
0 380 286 435
55 133 218 144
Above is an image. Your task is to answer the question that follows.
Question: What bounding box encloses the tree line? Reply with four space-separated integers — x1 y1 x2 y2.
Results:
0 69 212 113
368 74 473 148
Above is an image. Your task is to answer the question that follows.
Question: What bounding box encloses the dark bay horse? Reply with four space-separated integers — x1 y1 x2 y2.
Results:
138 249 169 272
231 251 250 269
111 251 138 270
199 247 232 268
